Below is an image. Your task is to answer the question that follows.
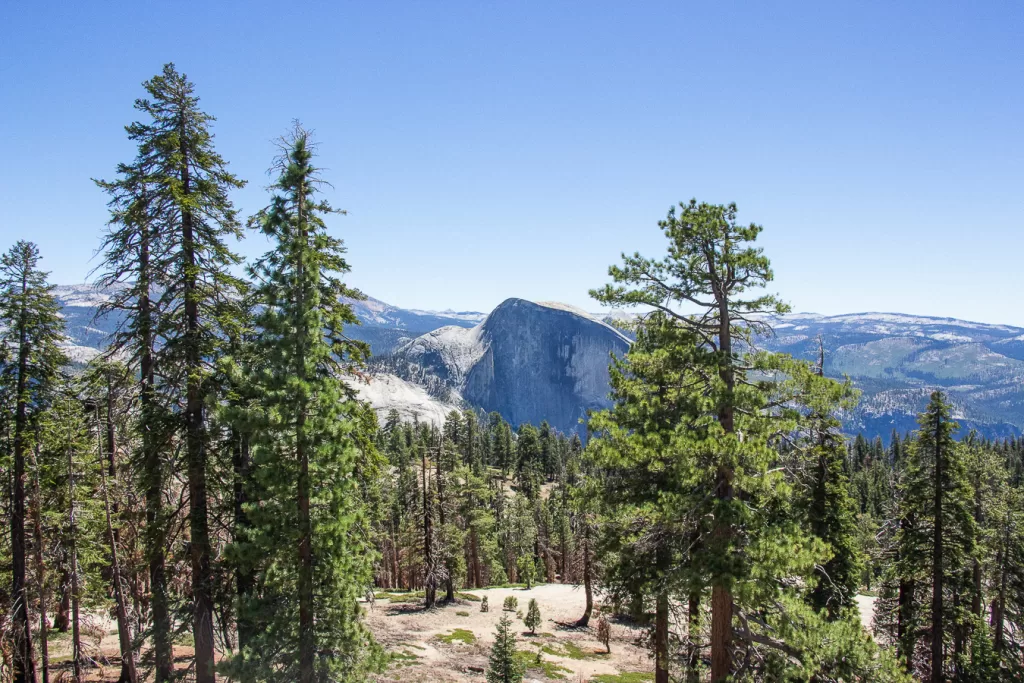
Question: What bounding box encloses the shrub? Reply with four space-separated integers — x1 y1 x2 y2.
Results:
481 596 490 612
503 595 518 611
524 598 542 634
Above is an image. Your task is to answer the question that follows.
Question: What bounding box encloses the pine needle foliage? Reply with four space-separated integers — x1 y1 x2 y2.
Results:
228 124 378 683
487 614 524 683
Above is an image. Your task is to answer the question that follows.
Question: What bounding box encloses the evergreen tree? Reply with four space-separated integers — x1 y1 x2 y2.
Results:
39 385 106 682
885 392 976 679
94 136 175 680
487 614 524 683
231 125 378 683
799 350 863 617
592 201 909 682
0 240 66 683
134 64 246 683
591 201 791 681
524 598 541 634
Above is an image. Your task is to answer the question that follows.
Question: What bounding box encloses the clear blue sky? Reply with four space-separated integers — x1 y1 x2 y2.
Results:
2 2 1022 324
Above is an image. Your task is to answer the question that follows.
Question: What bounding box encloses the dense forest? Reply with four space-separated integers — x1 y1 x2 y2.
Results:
1 64 1023 682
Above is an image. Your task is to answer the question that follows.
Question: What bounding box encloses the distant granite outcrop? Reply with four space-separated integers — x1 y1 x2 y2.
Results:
392 298 630 435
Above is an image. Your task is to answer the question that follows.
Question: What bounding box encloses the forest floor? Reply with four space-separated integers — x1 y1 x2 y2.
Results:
367 583 652 682
41 585 878 682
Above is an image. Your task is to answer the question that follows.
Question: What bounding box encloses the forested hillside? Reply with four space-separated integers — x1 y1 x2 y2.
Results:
2 64 1023 683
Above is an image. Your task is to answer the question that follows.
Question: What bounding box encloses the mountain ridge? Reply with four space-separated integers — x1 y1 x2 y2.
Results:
52 283 1024 440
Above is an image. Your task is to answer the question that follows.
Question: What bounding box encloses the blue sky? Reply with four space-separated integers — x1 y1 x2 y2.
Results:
2 1 1022 324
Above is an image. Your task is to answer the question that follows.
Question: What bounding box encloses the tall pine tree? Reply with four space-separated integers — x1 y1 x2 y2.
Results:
231 125 379 682
0 240 66 683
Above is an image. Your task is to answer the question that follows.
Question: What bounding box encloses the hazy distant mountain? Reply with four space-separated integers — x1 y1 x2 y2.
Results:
756 312 1024 441
54 284 1023 440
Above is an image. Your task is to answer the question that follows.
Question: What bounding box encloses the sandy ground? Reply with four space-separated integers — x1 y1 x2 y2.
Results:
367 584 652 682
367 584 881 682
40 586 878 681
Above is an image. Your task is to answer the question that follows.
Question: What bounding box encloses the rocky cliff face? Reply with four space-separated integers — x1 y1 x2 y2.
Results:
392 298 630 434
464 299 630 433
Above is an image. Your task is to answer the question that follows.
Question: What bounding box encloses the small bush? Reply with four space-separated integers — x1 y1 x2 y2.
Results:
481 596 490 612
524 598 541 634
457 610 470 617
503 595 518 611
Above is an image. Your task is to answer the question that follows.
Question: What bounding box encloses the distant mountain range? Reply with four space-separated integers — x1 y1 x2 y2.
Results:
53 284 1023 441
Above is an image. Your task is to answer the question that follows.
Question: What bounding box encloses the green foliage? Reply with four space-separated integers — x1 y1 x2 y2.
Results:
503 595 518 611
225 125 380 682
436 628 476 644
487 615 524 683
516 555 536 590
481 596 489 612
523 598 541 634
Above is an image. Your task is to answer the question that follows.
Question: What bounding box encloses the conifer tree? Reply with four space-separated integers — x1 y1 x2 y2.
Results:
799 349 863 617
131 64 246 683
487 614 524 683
884 392 976 679
39 386 106 682
592 201 908 682
232 124 378 683
524 598 541 634
97 62 246 682
94 145 174 681
592 200 791 680
0 240 66 683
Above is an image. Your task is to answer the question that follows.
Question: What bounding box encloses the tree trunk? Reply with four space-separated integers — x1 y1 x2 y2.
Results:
30 444 49 683
422 445 436 608
711 305 735 682
295 182 316 683
233 431 254 680
655 591 670 683
993 516 1009 652
69 440 82 683
54 572 70 632
931 412 944 683
298 420 315 683
140 222 173 683
687 591 701 683
180 134 216 683
576 521 593 627
99 391 138 683
470 527 482 589
972 484 982 619
391 521 401 590
98 423 138 683
436 439 454 602
12 266 37 683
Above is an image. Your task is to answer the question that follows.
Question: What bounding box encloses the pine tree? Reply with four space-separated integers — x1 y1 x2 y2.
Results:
800 347 863 617
886 392 976 679
232 124 378 682
94 139 175 681
591 201 908 682
39 385 106 682
0 240 66 683
592 200 792 681
524 598 541 634
487 614 524 683
133 64 246 683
